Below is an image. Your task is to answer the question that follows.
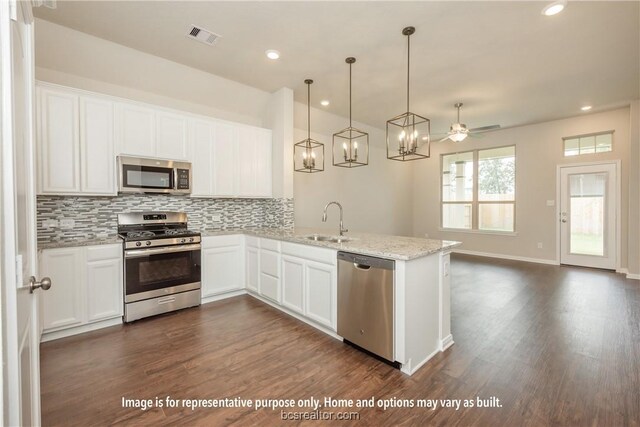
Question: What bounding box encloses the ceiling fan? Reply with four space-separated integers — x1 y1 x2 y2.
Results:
435 103 500 143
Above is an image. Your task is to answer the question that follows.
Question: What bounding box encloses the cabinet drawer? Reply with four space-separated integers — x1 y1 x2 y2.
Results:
282 242 336 265
260 238 280 252
86 244 121 261
260 250 280 278
202 234 242 248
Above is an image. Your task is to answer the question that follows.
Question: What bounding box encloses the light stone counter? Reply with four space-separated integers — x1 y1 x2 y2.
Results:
201 227 460 260
38 236 121 250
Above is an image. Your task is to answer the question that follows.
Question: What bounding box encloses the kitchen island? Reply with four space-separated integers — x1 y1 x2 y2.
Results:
203 227 460 375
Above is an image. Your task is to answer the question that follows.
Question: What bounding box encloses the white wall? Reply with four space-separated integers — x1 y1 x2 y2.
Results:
412 107 633 270
293 103 414 236
34 18 270 127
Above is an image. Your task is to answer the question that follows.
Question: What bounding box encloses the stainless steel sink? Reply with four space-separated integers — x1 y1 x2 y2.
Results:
304 234 351 243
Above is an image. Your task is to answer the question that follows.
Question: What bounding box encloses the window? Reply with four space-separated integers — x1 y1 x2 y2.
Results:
564 131 613 156
441 146 515 232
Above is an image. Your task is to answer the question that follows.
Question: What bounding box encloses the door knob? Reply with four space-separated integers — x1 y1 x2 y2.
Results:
29 276 52 293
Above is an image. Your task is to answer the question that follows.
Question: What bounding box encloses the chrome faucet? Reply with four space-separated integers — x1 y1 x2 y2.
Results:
322 201 348 236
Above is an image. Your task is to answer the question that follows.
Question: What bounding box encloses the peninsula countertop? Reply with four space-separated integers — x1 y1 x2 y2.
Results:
201 227 460 261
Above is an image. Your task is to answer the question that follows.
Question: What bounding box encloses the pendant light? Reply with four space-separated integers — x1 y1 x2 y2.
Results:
294 79 324 173
386 26 431 161
333 57 369 168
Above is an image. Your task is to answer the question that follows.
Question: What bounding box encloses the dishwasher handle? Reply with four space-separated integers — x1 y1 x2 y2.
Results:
338 251 395 270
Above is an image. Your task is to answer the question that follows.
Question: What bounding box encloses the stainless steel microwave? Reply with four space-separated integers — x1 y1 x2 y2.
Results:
117 156 192 194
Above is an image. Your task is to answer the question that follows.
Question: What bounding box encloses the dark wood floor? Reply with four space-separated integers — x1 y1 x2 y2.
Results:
40 254 640 426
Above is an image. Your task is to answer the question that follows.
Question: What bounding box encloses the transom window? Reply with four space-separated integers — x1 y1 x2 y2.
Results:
441 146 516 232
563 131 613 157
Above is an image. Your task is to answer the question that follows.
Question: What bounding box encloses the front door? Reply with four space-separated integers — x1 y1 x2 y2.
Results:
1 1 46 425
559 163 617 270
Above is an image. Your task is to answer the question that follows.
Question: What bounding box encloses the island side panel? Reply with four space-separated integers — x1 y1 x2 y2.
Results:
439 250 454 350
398 252 441 375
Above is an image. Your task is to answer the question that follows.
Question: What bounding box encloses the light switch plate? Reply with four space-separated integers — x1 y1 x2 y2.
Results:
42 219 58 228
546 200 555 207
60 219 75 229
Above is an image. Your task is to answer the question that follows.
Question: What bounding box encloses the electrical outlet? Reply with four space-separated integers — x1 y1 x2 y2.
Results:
60 219 75 229
424 233 429 239
212 215 222 222
42 219 58 228
537 242 543 249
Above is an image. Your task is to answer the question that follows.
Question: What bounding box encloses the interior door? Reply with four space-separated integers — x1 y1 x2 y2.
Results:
1 1 47 425
560 163 617 269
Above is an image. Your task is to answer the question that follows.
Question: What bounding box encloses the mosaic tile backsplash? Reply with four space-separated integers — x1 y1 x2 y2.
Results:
37 195 294 245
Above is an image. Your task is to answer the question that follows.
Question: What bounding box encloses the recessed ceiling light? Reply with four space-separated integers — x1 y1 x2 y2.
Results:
542 0 567 16
265 49 280 60
320 100 330 107
581 105 592 111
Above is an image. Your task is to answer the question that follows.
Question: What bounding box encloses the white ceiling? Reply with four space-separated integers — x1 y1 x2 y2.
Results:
34 1 639 133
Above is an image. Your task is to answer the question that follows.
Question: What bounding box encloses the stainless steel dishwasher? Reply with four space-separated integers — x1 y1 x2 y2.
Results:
337 251 395 362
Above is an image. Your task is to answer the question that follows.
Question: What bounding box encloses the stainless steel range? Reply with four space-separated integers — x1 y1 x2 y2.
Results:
117 212 201 322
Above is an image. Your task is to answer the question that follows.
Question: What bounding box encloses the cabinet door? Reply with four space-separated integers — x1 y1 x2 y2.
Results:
38 88 81 193
305 261 336 330
212 122 237 196
86 257 123 322
156 111 189 160
282 256 304 314
237 126 257 196
255 129 273 197
202 246 243 297
80 96 116 194
115 102 155 156
40 248 84 331
246 246 259 292
190 120 214 197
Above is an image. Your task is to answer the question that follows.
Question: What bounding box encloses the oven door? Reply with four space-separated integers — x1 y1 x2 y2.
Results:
124 244 201 303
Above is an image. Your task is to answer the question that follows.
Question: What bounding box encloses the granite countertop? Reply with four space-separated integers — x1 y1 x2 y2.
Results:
202 227 460 261
38 236 121 250
38 228 460 260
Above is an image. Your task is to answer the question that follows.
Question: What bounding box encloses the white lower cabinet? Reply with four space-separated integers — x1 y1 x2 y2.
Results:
40 244 122 334
201 235 244 298
245 237 259 293
258 239 281 303
279 243 337 331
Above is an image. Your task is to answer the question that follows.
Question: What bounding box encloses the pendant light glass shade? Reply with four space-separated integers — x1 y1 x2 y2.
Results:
294 79 324 173
333 57 369 168
386 26 431 161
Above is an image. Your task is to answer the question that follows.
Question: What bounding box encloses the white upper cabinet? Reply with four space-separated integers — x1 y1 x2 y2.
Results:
156 111 189 160
38 85 116 195
79 96 115 194
213 122 238 196
190 119 214 197
37 82 272 198
38 87 81 193
115 103 156 157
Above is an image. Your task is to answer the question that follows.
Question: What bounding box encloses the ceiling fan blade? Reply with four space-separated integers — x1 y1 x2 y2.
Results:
468 124 501 133
468 133 484 139
437 136 452 143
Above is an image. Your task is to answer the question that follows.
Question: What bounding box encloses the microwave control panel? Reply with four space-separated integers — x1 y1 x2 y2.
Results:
176 169 190 190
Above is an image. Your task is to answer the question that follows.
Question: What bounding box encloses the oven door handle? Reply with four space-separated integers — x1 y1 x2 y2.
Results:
125 244 201 258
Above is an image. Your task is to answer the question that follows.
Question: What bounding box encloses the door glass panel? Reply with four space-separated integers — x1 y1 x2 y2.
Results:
569 173 606 256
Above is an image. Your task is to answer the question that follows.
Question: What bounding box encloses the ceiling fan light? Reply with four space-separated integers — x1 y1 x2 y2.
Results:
450 133 468 143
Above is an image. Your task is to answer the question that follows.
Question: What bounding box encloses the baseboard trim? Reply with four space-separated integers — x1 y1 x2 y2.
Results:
440 334 454 351
626 273 640 280
41 317 122 342
452 249 559 266
201 289 247 305
401 348 440 376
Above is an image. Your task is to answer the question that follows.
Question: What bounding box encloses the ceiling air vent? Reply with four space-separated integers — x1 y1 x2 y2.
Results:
185 25 221 46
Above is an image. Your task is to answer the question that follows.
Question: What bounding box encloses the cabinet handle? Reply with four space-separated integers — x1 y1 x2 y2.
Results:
158 297 176 305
